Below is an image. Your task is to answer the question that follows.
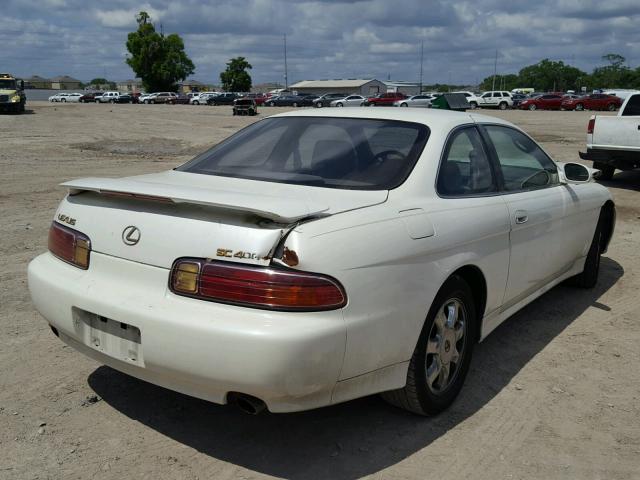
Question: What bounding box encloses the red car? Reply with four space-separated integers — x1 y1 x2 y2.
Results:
518 94 564 110
561 94 622 111
246 93 266 106
365 92 407 106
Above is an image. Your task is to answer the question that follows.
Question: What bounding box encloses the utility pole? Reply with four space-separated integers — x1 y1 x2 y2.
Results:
283 34 288 90
419 40 424 94
492 49 498 91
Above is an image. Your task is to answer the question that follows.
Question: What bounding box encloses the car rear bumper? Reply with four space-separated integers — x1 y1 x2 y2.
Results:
28 252 347 412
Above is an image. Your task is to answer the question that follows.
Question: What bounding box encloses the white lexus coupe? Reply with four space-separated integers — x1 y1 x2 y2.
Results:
28 108 615 415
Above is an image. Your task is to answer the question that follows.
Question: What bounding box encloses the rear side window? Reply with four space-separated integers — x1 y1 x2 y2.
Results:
622 95 640 116
484 125 559 191
437 127 496 196
178 117 430 190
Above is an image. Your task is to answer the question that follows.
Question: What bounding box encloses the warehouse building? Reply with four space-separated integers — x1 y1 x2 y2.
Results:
50 75 82 90
384 81 421 95
289 79 386 96
25 75 51 89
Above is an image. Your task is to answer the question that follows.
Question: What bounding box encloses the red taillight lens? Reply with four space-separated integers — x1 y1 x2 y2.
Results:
587 118 595 134
48 222 91 269
170 258 347 311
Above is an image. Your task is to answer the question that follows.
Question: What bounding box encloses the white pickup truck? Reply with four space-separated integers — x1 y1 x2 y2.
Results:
579 93 640 180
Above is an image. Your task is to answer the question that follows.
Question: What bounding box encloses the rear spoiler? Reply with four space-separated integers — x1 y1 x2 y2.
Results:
61 177 329 223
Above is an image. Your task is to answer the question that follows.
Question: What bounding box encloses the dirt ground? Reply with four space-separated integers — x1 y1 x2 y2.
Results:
1 102 639 480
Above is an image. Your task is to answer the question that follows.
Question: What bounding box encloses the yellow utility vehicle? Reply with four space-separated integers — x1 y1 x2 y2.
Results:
0 73 26 113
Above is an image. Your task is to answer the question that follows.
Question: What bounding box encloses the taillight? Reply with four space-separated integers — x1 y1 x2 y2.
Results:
48 222 91 269
587 118 595 134
170 258 347 311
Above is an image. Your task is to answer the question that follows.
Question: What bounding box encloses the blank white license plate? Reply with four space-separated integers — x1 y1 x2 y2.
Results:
72 308 144 367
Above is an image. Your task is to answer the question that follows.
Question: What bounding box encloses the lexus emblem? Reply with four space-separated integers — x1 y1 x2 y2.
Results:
122 226 141 246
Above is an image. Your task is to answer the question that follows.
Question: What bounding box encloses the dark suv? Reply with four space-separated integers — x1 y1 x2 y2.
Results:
207 93 238 106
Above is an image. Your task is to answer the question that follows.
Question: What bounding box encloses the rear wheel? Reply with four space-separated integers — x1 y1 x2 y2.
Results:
593 162 615 181
469 101 478 109
292 102 298 107
569 212 606 288
499 102 507 110
316 102 323 108
575 103 584 111
528 103 537 111
381 275 476 415
607 103 616 111
61 98 66 103
269 101 275 107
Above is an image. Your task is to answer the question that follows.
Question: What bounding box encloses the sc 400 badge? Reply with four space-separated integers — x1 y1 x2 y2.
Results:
216 249 259 260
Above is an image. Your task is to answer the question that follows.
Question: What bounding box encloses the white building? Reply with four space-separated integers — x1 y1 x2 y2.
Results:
288 79 386 96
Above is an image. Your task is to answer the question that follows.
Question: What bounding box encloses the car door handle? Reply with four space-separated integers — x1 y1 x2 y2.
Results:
515 211 529 224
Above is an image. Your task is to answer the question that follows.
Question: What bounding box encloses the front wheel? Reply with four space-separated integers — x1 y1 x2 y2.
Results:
316 102 323 108
61 98 66 103
528 103 537 111
292 102 298 107
336 102 343 107
469 101 478 109
381 275 476 415
575 103 584 111
400 103 408 107
607 103 616 111
269 101 275 107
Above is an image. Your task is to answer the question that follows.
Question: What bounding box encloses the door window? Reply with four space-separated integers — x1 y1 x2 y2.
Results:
484 125 559 191
437 127 496 196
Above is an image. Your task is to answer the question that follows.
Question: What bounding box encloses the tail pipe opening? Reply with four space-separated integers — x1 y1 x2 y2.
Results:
228 393 267 415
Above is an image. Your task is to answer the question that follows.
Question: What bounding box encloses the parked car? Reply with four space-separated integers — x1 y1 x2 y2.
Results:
313 93 350 108
207 93 237 106
138 93 154 104
97 91 130 104
62 93 83 103
242 93 266 106
143 92 178 104
28 108 614 417
175 94 191 105
561 94 623 112
579 93 640 179
79 92 103 103
518 94 564 110
451 91 480 109
189 92 217 105
476 91 513 109
48 93 71 102
330 95 366 107
365 92 407 106
510 93 528 108
393 95 433 108
265 95 309 107
232 98 258 116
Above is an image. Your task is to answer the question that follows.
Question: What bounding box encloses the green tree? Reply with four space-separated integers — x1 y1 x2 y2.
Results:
125 11 195 92
220 57 252 92
479 73 519 91
590 53 635 88
516 59 585 92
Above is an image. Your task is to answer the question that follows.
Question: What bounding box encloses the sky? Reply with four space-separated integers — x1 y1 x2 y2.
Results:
3 0 639 86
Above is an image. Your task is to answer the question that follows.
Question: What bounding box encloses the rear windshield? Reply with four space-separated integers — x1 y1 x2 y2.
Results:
177 117 430 190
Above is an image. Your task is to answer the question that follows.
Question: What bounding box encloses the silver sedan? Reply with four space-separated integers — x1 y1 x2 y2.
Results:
393 95 434 108
329 95 366 107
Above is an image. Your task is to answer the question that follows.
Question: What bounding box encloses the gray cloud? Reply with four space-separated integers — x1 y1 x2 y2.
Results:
2 0 639 85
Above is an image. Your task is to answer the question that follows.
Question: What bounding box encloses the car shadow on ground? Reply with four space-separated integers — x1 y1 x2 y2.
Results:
89 257 623 480
598 169 640 192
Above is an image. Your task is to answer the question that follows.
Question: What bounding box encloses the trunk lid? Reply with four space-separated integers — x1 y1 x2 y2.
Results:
58 170 387 269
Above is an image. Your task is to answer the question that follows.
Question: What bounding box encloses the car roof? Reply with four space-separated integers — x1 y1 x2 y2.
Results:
272 106 514 128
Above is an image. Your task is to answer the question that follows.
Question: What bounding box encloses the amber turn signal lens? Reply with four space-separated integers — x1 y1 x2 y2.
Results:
48 222 91 270
172 261 200 293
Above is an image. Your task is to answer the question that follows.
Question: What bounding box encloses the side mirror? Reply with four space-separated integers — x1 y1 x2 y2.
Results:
18 79 24 90
559 162 593 184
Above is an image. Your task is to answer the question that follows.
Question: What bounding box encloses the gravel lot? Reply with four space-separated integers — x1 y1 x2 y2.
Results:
1 102 639 480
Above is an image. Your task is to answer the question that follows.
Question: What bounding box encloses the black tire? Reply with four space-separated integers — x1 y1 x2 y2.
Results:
61 98 66 103
607 103 616 111
337 102 343 107
528 103 537 111
593 162 615 181
575 103 584 111
469 102 478 109
400 103 408 107
292 102 298 107
381 275 476 415
269 101 275 107
499 102 507 110
569 213 605 288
